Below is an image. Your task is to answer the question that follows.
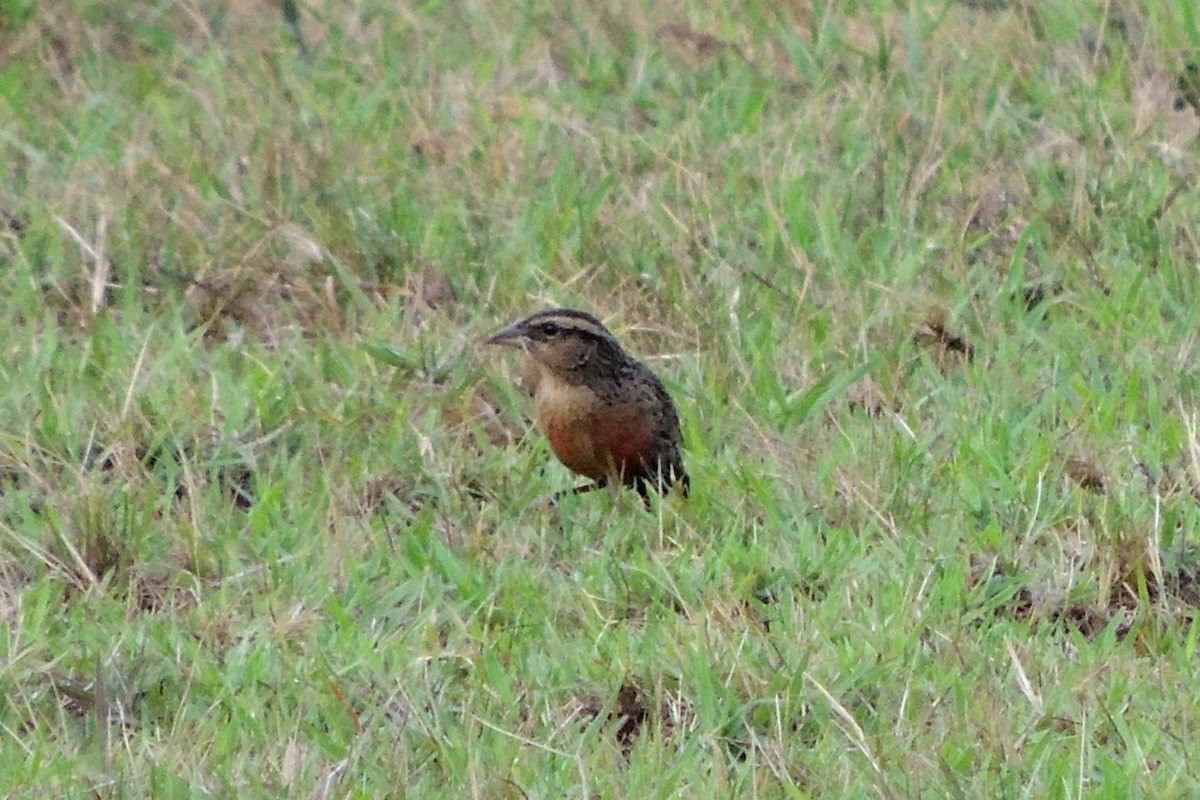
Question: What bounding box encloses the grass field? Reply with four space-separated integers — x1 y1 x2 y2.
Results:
3 1 1200 796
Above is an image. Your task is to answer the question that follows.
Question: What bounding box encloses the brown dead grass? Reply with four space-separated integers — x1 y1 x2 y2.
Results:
914 306 975 368
573 678 702 758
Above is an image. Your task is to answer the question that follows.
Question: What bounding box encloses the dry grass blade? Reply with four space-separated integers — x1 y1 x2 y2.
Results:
804 672 882 778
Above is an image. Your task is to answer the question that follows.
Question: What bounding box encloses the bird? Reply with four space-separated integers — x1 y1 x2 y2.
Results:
484 308 690 504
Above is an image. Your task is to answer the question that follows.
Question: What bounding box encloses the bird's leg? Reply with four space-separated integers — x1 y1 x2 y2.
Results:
545 479 608 507
633 477 653 510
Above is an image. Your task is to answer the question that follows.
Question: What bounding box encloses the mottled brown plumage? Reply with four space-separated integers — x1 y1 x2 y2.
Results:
484 309 689 503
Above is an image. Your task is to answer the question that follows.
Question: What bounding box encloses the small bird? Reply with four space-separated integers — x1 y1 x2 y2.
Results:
484 308 690 503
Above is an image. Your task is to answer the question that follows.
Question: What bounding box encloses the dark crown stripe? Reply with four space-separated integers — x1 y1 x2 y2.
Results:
524 308 607 329
522 308 618 343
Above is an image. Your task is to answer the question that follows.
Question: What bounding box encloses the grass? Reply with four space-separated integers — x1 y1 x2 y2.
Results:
2 0 1200 796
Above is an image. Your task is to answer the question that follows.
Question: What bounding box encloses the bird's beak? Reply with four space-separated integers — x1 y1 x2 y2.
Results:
483 322 529 348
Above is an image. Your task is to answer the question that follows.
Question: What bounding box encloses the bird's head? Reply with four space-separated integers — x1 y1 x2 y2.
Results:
484 308 624 376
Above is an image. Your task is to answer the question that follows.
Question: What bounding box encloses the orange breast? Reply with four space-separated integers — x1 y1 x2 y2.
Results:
592 404 655 479
533 375 655 483
534 378 604 480
542 415 606 480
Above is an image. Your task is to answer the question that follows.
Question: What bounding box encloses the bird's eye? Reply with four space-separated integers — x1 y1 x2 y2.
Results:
540 322 561 337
